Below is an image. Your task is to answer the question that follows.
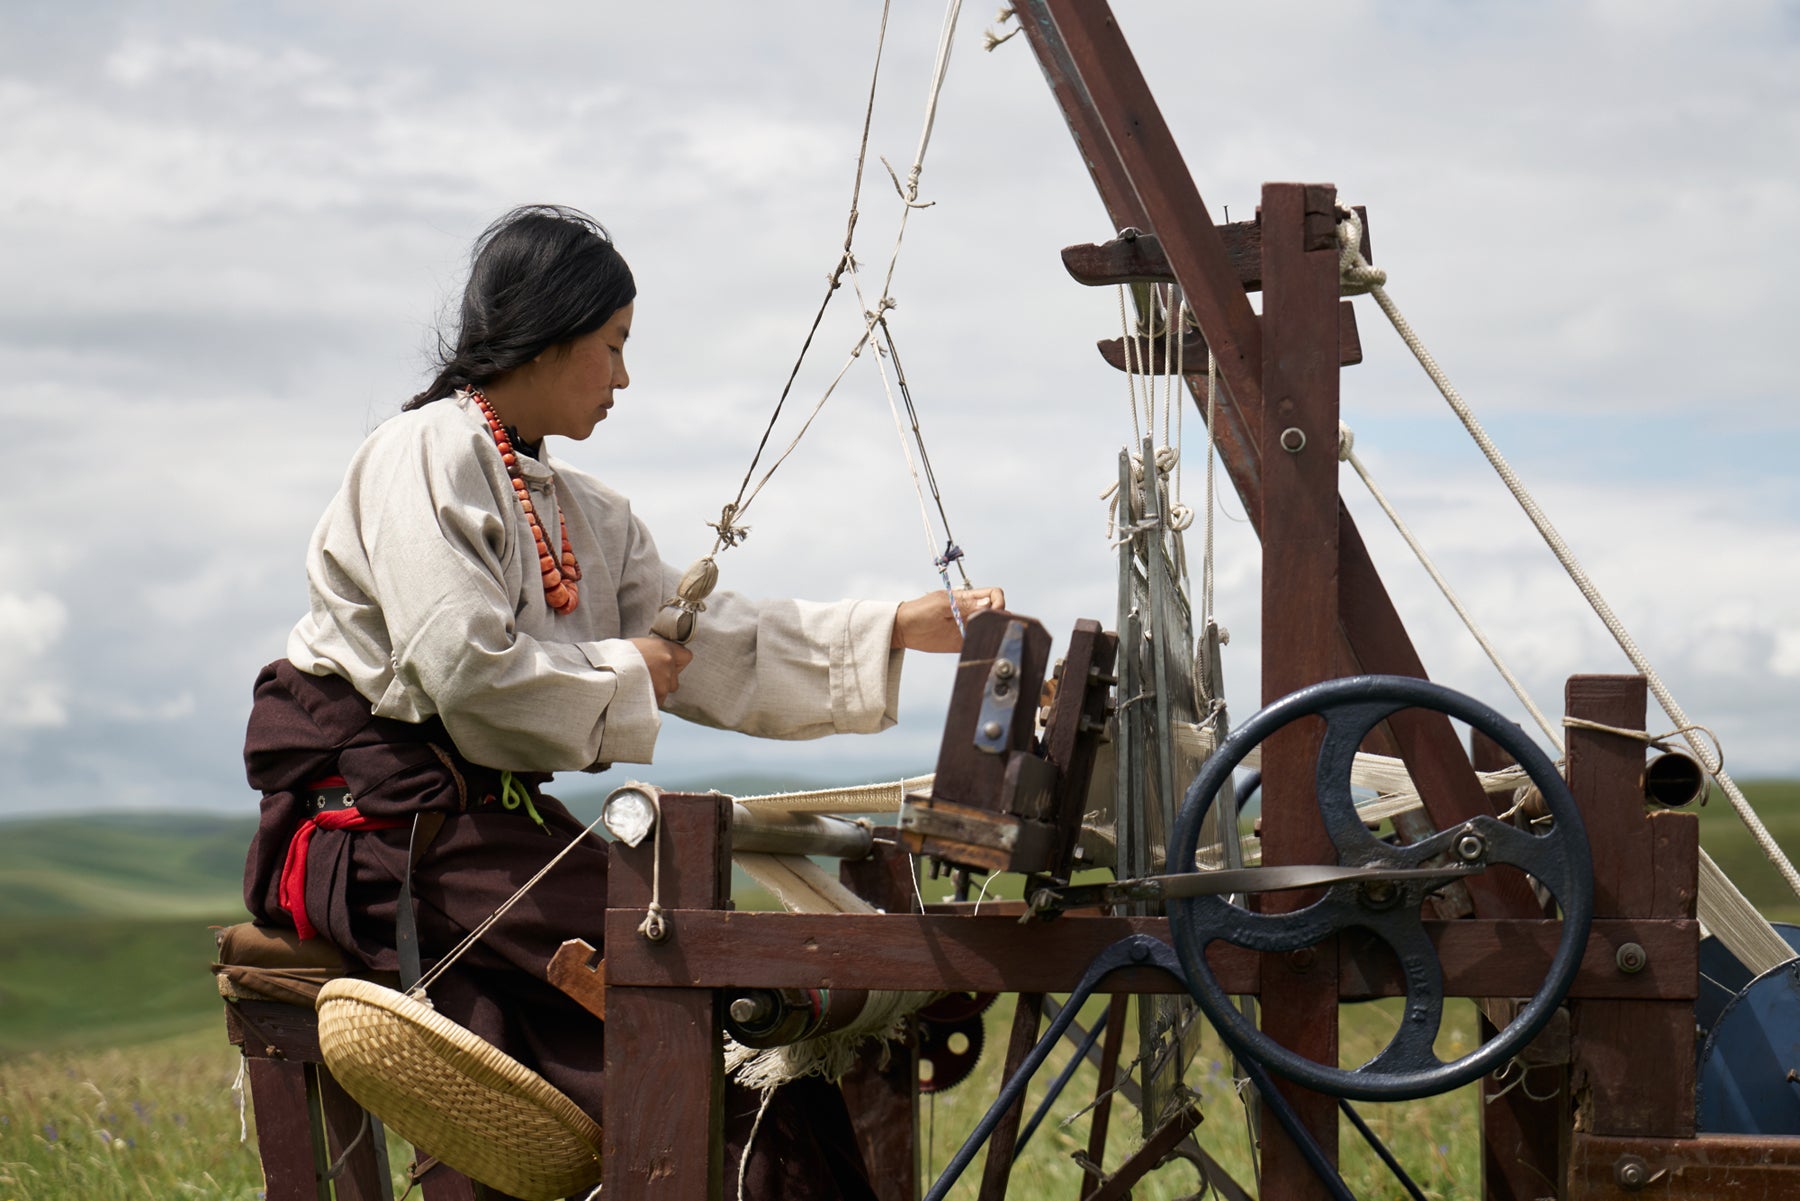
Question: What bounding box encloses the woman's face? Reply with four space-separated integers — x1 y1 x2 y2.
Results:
515 302 633 442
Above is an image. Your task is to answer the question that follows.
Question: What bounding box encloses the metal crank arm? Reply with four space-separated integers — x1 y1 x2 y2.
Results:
1027 863 1479 917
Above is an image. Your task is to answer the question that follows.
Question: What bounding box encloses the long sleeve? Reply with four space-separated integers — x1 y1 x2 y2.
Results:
287 395 904 774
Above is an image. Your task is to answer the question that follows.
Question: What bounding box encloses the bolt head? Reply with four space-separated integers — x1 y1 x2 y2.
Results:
1616 942 1648 974
1455 832 1485 862
982 720 1004 740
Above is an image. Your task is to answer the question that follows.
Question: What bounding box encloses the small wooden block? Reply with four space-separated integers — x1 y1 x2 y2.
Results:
547 939 606 1021
1096 299 1361 373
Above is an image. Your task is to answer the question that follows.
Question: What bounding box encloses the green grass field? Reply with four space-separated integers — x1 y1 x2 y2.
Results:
1 779 1797 1199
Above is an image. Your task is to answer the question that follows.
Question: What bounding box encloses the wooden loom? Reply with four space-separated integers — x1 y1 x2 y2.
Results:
568 3 1800 1197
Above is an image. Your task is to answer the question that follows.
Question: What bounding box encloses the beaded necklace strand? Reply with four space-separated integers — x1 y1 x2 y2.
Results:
467 388 582 614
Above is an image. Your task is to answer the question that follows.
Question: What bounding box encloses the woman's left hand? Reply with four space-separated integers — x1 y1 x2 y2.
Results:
891 587 1006 652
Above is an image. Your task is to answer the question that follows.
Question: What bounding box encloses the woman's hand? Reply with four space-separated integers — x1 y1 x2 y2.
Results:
891 587 1006 653
629 636 694 705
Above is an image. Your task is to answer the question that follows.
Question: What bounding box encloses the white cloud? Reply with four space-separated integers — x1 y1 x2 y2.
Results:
2 0 1798 817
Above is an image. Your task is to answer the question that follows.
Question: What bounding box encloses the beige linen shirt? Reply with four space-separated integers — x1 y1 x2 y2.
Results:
287 393 903 772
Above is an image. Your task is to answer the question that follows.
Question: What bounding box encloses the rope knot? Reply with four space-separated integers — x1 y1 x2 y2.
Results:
637 902 667 942
1336 207 1388 294
1337 421 1355 462
708 504 750 548
934 541 965 570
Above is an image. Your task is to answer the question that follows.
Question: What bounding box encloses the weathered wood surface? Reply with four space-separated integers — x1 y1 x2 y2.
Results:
978 994 1046 1201
604 911 1694 1000
1080 994 1132 1201
1041 619 1118 874
1257 178 1345 1201
244 1056 321 1201
317 1070 387 1201
1567 1132 1800 1199
1059 209 1370 292
547 939 606 1021
1095 299 1361 372
1082 1104 1204 1201
225 998 325 1061
1023 0 1537 927
1566 676 1702 1142
837 836 919 1201
603 793 730 1201
1471 730 1571 1201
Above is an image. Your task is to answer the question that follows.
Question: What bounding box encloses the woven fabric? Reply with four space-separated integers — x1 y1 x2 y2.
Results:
316 978 602 1201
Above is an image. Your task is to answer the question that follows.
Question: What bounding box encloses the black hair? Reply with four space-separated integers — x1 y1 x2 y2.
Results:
407 204 636 409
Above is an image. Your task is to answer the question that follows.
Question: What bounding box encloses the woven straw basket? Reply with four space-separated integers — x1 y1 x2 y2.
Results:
316 978 603 1200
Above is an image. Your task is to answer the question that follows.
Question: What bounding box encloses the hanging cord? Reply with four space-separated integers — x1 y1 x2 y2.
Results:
657 0 971 640
409 810 611 999
1339 422 1561 748
710 0 893 556
1337 205 1800 906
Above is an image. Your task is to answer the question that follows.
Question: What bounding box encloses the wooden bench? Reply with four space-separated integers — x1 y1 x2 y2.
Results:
213 922 484 1201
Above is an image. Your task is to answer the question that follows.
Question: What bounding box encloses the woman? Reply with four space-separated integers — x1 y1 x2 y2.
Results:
242 205 998 1199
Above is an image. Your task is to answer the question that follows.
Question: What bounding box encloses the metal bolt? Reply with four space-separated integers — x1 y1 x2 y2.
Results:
728 997 760 1024
1279 427 1307 453
1358 879 1400 911
1287 946 1317 972
994 660 1016 680
1614 1154 1651 1191
1455 831 1485 862
1130 941 1150 963
1616 942 1648 974
982 720 1004 740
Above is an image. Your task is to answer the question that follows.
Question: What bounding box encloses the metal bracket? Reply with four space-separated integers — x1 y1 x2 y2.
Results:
974 619 1027 755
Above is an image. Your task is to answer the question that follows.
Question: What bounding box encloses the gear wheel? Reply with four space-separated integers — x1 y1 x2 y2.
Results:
917 1011 985 1094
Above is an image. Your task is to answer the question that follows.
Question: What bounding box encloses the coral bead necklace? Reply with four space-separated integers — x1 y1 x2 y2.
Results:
467 387 582 614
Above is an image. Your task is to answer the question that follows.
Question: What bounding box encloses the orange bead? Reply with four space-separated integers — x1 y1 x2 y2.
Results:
539 554 556 573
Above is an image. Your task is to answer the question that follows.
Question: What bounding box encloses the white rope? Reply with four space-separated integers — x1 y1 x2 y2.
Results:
1339 422 1561 748
412 810 613 997
1337 207 1800 907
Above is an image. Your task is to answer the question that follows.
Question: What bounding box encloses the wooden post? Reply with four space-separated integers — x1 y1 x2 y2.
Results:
603 793 732 1201
978 993 1047 1200
840 834 921 1201
244 1057 324 1201
1256 180 1343 1200
1471 731 1569 1201
1566 675 1700 1146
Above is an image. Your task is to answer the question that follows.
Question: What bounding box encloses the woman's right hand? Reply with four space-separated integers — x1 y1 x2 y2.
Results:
629 636 693 706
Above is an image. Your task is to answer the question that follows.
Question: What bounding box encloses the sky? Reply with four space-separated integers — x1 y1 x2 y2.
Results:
2 0 1798 819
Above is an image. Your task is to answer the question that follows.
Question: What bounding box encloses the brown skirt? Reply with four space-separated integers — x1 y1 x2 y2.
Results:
241 661 875 1201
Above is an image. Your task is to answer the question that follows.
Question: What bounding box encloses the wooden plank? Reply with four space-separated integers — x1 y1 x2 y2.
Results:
1060 211 1371 292
226 999 325 1062
838 836 919 1201
1082 1104 1204 1201
1567 1132 1800 1199
604 911 1694 1000
979 994 1046 1201
315 1072 387 1201
1257 178 1344 1201
1042 620 1118 874
547 939 606 1020
1471 727 1571 1201
1063 224 1264 289
1096 299 1361 373
603 793 730 1201
1566 676 1698 1140
1079 995 1132 1201
245 1057 324 1201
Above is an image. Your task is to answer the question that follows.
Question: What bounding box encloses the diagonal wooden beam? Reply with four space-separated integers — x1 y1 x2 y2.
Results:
1018 0 1540 918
